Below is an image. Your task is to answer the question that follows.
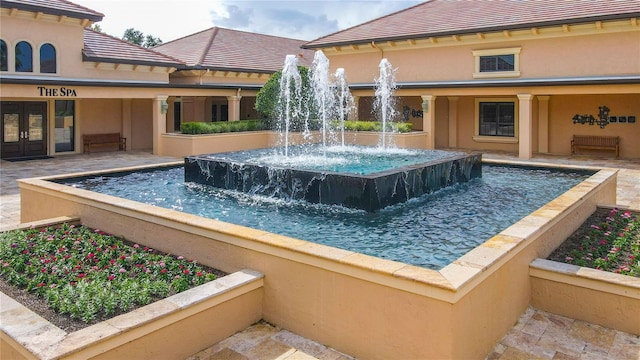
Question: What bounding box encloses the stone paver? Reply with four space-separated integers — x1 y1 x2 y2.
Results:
1 150 639 359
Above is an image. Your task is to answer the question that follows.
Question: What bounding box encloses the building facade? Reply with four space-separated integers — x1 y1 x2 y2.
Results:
1 0 639 160
0 0 312 159
303 0 640 159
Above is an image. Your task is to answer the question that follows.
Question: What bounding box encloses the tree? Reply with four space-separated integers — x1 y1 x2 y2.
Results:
122 28 144 46
122 28 162 48
255 66 313 121
91 24 102 32
144 34 163 48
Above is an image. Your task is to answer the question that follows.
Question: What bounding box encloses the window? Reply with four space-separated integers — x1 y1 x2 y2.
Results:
474 99 518 143
15 41 33 72
55 100 75 152
472 47 521 78
0 40 7 71
40 43 56 73
479 54 514 72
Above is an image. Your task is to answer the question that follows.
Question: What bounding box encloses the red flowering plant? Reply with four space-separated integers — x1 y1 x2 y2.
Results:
0 223 218 322
560 208 639 277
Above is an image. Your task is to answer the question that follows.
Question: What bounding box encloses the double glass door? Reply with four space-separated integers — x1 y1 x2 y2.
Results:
1 101 47 159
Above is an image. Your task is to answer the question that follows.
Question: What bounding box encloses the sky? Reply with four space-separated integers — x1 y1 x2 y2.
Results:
72 0 423 43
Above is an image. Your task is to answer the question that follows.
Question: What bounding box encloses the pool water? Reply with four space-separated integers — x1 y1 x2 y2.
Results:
62 164 592 270
197 145 467 175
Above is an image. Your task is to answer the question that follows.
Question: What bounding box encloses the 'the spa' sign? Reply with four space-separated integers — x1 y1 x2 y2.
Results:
37 86 77 97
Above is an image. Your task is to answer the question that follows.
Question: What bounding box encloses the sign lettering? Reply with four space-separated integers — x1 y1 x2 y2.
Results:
37 86 77 97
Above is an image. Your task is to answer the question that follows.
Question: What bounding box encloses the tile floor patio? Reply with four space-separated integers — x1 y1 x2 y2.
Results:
1 150 639 359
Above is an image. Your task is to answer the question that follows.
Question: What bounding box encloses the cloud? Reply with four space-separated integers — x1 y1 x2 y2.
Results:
210 1 421 41
73 0 422 42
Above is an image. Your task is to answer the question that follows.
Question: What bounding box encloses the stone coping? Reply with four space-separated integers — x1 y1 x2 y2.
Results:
530 258 640 299
0 259 264 360
16 161 617 304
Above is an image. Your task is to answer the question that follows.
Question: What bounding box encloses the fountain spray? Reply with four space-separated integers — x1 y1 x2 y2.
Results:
374 58 398 149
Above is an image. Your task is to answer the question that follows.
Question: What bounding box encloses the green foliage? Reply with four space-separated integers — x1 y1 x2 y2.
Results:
335 120 413 133
122 28 163 48
0 223 219 322
254 66 313 122
180 120 269 134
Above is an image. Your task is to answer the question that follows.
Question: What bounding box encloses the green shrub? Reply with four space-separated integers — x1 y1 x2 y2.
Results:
338 120 413 133
180 120 268 134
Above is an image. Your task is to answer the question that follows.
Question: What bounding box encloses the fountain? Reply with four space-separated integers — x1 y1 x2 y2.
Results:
184 52 482 212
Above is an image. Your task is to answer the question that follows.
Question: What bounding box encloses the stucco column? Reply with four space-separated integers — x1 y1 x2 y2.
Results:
421 95 436 149
447 97 458 148
153 95 168 155
227 96 242 121
537 96 550 154
121 99 132 151
518 94 534 160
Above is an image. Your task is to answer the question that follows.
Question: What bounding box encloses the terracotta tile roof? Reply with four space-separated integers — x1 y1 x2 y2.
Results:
303 0 640 48
154 27 315 73
83 28 184 67
1 0 104 22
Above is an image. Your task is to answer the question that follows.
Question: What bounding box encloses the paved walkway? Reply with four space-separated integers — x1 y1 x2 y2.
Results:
1 150 639 359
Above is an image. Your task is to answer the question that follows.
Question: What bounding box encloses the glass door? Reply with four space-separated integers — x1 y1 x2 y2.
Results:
1 101 47 159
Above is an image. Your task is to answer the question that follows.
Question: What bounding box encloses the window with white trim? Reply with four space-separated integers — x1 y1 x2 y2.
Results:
472 47 521 78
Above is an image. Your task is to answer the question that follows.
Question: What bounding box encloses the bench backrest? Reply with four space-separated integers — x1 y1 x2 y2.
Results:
572 135 619 146
83 133 122 144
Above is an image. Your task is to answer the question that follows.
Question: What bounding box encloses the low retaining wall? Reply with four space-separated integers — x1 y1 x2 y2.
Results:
530 258 640 335
15 162 618 359
0 218 264 360
160 131 431 157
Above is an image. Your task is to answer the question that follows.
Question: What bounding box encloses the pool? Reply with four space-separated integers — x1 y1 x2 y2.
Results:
60 164 593 269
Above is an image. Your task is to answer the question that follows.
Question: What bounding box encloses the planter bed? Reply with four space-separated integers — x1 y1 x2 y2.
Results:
1 217 264 360
530 206 640 335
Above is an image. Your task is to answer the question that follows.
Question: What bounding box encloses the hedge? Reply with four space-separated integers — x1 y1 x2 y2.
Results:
180 120 412 134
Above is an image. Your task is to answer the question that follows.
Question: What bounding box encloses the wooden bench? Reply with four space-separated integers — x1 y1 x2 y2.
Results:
571 135 619 158
83 133 127 154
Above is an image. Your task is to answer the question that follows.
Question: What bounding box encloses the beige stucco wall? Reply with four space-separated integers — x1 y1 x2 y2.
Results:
530 259 640 335
323 29 639 84
548 94 640 157
0 13 170 83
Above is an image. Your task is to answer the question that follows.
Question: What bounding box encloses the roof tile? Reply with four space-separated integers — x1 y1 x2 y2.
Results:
154 27 315 73
83 29 184 67
1 0 104 21
304 0 640 48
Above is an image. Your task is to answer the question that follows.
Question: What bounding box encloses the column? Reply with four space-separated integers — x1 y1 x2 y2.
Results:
421 95 437 149
537 96 550 154
447 97 458 148
518 94 534 160
121 99 132 151
153 95 168 155
227 95 242 121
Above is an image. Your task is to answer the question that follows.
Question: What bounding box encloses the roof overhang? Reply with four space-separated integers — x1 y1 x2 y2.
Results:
0 75 264 90
82 53 183 69
303 13 640 49
1 1 103 22
349 75 640 90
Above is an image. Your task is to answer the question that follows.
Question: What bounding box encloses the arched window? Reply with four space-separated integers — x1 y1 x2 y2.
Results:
15 41 32 72
40 43 56 73
0 40 7 71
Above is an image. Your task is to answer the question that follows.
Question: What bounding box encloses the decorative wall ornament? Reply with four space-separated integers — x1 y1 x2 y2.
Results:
572 105 610 129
